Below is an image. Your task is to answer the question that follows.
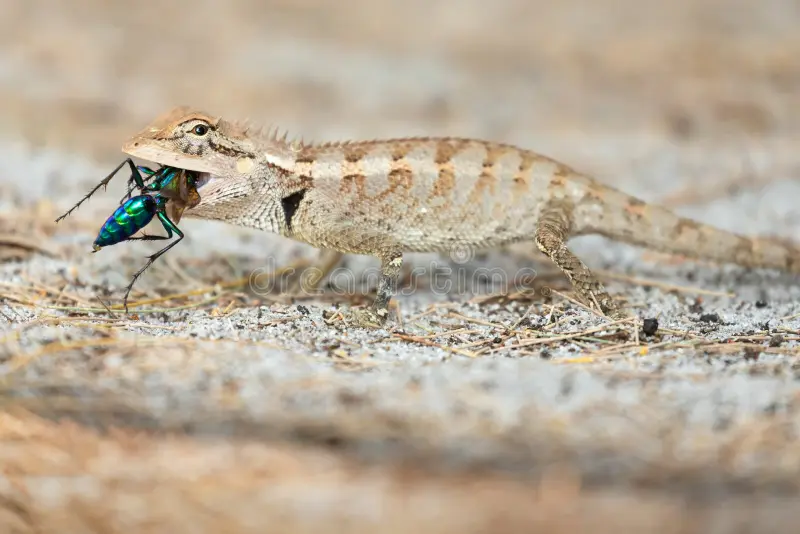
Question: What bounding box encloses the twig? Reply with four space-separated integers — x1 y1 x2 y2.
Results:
779 310 800 321
404 302 461 323
392 333 478 358
411 328 479 340
393 300 404 331
447 312 505 330
547 288 607 319
543 312 575 331
0 233 57 257
96 296 114 316
34 294 223 314
509 302 538 331
164 255 198 287
18 278 92 306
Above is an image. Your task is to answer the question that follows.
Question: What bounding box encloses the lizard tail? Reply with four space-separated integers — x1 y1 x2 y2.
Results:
572 185 800 274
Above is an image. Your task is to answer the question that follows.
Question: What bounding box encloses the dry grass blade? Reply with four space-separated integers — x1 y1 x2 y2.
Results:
0 233 56 257
487 316 637 353
558 342 642 364
594 269 736 298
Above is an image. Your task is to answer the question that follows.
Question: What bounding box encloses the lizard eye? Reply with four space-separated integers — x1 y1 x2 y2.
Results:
192 124 209 136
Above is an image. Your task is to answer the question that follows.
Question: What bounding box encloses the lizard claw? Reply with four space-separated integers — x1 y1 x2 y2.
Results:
606 306 632 321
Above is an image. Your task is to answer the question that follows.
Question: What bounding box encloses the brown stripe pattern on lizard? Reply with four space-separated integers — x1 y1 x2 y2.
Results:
121 106 800 328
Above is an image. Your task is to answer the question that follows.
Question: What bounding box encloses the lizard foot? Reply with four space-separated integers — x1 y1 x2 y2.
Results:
590 294 631 321
343 307 390 329
605 305 632 321
594 295 631 320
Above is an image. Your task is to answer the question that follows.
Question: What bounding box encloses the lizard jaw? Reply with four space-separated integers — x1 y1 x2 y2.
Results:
184 171 256 220
194 172 214 191
122 141 220 174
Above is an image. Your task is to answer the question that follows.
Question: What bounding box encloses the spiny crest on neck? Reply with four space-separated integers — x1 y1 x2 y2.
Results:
228 119 307 149
220 118 313 169
214 113 397 154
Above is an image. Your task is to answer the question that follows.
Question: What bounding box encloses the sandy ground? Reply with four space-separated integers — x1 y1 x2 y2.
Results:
2 1 800 532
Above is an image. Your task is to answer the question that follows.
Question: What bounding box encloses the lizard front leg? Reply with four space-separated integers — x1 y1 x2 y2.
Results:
535 201 628 319
286 250 344 297
345 250 403 329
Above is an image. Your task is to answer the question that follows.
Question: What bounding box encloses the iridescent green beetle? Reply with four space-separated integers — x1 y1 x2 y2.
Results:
92 165 200 250
56 159 201 311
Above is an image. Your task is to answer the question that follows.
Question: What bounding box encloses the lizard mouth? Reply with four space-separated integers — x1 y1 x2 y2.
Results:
193 172 217 192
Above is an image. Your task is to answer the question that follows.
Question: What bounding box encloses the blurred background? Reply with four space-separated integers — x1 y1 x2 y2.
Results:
2 0 799 224
1 0 797 240
2 1 800 532
3 0 799 159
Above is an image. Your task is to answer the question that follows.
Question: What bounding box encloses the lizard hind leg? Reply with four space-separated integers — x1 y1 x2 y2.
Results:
285 250 344 297
534 202 628 319
346 250 403 329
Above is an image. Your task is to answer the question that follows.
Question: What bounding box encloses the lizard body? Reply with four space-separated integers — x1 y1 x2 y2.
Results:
122 106 800 327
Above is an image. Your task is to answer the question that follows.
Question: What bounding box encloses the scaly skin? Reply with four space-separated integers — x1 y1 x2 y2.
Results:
121 106 800 327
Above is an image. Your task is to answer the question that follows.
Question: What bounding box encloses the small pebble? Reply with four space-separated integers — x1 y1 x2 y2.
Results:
698 313 720 323
642 318 659 336
769 334 785 347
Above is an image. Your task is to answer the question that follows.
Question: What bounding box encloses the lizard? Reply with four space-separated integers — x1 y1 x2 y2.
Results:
119 106 800 328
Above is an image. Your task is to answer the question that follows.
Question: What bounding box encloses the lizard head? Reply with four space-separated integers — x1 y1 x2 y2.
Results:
122 106 266 220
121 106 256 176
